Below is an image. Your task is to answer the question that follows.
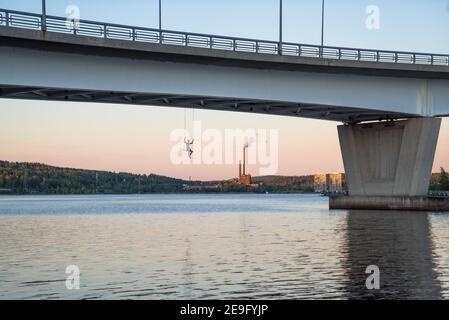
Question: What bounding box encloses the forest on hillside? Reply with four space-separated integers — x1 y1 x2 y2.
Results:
0 160 191 194
1 160 448 195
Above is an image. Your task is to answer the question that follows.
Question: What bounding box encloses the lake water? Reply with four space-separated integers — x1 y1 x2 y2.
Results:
0 194 448 300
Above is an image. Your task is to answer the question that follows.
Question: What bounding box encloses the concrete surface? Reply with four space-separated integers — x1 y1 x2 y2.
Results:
2 27 449 80
330 195 449 212
1 40 449 120
338 118 441 197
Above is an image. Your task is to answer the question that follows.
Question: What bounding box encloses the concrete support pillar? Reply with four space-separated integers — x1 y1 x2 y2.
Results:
338 118 441 197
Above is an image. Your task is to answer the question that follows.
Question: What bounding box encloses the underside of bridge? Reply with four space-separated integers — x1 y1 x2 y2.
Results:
0 85 412 124
1 27 449 124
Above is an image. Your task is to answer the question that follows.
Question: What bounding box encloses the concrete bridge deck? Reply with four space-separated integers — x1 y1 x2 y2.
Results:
1 9 449 123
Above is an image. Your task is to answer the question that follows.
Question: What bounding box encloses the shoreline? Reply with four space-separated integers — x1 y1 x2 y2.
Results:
0 191 320 196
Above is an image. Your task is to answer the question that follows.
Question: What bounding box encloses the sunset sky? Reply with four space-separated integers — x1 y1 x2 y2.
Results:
0 0 448 180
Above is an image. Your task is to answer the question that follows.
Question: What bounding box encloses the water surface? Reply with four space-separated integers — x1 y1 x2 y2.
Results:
0 194 448 299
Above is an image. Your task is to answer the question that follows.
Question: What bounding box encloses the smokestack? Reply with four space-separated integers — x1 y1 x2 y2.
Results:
239 161 242 178
243 145 246 176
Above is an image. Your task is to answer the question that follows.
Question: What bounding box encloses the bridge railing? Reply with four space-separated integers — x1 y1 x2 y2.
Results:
1 8 449 67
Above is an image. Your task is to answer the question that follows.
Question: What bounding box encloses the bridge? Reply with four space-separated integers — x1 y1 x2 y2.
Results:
1 8 449 210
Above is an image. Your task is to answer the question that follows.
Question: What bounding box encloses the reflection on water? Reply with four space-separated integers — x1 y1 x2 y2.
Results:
0 194 448 300
343 211 441 299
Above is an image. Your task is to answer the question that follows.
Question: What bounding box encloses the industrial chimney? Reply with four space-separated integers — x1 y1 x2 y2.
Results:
243 144 247 176
239 161 242 179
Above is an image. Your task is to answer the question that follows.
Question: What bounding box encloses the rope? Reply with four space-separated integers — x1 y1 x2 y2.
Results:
183 107 197 137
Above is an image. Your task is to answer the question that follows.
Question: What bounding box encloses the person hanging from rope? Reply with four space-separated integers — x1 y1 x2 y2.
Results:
184 137 194 159
183 107 196 159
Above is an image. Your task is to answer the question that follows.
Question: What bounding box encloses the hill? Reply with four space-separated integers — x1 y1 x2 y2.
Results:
252 175 315 192
2 160 446 195
0 160 194 194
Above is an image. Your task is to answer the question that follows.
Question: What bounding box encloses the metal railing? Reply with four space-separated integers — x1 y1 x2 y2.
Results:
1 8 449 66
429 190 449 198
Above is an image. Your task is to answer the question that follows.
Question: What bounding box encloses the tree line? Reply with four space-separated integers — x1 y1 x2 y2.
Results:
431 167 449 191
0 160 191 194
1 160 448 195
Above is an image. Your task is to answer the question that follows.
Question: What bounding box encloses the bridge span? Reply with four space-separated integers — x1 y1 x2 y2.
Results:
1 9 448 210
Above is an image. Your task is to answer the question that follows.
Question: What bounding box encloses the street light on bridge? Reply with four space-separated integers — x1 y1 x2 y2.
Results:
321 0 325 56
41 0 46 31
279 0 282 54
280 0 325 56
159 0 162 30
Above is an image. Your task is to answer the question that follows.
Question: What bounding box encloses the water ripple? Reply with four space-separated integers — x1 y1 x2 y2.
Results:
0 194 448 299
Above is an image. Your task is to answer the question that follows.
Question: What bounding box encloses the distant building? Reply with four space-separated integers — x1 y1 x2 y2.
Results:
238 145 252 186
183 184 221 192
326 173 345 193
314 173 327 193
313 173 345 193
238 160 252 185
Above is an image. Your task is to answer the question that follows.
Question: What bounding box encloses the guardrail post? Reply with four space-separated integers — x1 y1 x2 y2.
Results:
132 28 136 41
103 24 107 38
5 12 9 27
431 55 434 65
412 54 416 64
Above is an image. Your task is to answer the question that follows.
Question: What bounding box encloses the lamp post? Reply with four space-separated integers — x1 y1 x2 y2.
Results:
279 0 283 55
158 0 162 44
320 0 325 56
41 0 47 31
159 0 162 30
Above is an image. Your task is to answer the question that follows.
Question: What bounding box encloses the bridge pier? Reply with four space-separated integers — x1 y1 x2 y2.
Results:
330 117 449 211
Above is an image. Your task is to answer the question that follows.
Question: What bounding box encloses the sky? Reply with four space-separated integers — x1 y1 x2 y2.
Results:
0 0 448 180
